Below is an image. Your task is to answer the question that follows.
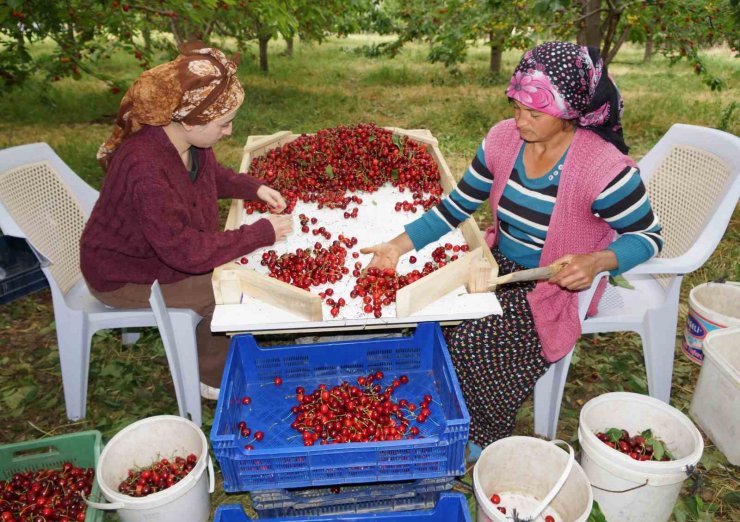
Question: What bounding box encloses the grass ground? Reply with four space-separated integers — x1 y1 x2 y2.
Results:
0 35 738 521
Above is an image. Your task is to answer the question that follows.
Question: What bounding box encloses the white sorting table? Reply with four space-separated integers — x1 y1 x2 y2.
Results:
211 285 502 334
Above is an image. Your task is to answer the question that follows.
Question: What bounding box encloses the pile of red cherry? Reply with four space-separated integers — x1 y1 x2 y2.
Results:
288 371 433 446
595 428 673 461
117 454 197 497
488 493 556 521
0 462 93 522
244 123 443 216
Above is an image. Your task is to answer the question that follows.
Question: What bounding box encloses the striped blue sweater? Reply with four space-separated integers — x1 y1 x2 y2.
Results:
405 142 663 274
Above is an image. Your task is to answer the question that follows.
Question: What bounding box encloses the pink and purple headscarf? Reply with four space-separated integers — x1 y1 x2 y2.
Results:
506 41 629 154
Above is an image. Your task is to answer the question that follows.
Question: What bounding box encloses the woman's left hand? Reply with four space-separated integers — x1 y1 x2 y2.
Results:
548 251 618 291
257 185 287 213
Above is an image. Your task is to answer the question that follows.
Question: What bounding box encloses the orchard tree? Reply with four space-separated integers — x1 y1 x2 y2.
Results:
534 0 738 90
280 0 374 57
365 0 537 76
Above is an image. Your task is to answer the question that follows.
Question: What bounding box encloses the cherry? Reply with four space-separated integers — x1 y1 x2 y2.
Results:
490 493 501 504
273 376 283 386
545 516 555 522
241 396 252 405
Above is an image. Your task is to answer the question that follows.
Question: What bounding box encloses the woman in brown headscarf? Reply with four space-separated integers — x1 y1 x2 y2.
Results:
81 42 292 399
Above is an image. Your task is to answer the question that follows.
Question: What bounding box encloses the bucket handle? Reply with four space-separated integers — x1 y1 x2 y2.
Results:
207 455 215 494
590 480 649 494
521 440 575 522
81 492 125 511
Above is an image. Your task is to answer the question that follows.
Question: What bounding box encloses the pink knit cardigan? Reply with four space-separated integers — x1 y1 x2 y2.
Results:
483 119 636 362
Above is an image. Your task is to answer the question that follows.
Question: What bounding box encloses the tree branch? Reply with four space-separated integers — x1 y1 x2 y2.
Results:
606 25 631 65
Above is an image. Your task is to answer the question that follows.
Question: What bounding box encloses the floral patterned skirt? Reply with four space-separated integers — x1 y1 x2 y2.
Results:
444 247 550 446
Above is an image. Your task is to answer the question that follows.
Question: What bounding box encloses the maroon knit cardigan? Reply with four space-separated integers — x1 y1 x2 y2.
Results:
81 125 275 292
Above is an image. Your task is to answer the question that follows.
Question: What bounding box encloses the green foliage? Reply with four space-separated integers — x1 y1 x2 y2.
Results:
364 0 536 75
532 0 737 90
587 501 608 522
675 495 721 522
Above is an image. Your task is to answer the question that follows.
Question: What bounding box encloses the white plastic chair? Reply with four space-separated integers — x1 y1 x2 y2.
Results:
533 123 740 439
149 281 202 426
0 142 203 425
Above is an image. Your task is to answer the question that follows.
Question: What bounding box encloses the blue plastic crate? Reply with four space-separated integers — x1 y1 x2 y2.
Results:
211 322 470 492
214 492 472 521
0 235 48 305
251 476 453 518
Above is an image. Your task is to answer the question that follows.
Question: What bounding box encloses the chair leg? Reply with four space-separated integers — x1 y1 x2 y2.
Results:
642 281 681 404
56 316 92 421
533 350 574 439
168 312 202 426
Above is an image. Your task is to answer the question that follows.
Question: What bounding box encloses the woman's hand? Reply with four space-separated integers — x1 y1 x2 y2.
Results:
256 185 287 213
264 214 293 242
548 251 618 291
360 233 415 271
359 242 404 271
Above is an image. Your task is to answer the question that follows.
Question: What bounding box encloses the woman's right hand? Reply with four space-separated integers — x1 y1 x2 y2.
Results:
360 232 415 271
359 242 403 271
264 214 293 242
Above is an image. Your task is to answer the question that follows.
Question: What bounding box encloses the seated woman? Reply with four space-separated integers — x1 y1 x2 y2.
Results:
362 41 663 449
81 42 292 399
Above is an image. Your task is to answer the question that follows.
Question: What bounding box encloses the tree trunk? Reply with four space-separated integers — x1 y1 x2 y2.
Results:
489 33 503 75
259 35 269 72
644 36 654 62
286 35 294 57
579 0 602 48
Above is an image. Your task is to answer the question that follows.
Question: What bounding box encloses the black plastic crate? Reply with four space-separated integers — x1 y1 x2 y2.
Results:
0 235 48 305
251 476 454 518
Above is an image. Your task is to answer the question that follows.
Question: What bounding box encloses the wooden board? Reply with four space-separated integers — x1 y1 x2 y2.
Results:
212 127 499 322
396 247 484 317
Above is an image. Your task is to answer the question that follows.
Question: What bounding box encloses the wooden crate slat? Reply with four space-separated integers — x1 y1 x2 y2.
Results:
384 127 439 146
396 247 485 317
460 220 498 279
212 264 243 305
238 268 323 321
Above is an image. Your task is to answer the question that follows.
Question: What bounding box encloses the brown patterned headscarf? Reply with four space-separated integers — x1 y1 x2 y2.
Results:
97 41 244 169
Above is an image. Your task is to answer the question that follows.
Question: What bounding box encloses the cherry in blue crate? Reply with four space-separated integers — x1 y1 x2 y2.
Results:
210 322 471 492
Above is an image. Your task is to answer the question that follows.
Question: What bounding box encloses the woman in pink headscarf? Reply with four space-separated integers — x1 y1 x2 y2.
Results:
81 42 292 399
362 42 663 450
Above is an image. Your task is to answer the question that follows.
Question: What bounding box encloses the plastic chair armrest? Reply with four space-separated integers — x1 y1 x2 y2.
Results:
623 256 700 276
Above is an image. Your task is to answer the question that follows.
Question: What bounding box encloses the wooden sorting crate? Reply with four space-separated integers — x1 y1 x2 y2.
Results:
212 127 498 321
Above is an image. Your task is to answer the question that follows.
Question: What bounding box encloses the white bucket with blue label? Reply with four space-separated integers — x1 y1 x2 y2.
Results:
682 281 740 364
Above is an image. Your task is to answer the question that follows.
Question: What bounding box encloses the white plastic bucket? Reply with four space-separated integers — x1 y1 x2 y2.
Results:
578 392 703 522
473 437 593 522
690 326 740 465
682 281 740 364
86 415 215 522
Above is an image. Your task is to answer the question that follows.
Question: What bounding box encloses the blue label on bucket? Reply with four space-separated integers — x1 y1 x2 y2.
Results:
686 315 707 339
682 310 723 364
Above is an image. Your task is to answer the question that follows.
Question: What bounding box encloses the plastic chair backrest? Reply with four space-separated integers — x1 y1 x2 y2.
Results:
0 159 88 295
646 145 731 261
